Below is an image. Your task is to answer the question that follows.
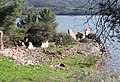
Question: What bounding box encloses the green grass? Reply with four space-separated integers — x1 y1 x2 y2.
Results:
50 43 81 53
0 58 66 82
0 53 96 82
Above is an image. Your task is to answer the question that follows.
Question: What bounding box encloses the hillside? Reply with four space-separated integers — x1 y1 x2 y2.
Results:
24 0 101 15
7 0 118 15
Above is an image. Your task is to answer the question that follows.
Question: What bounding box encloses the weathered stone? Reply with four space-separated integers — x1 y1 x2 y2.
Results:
0 31 3 49
41 40 49 48
26 60 34 65
68 29 76 40
84 28 92 36
0 47 46 65
21 42 26 47
28 42 34 50
50 63 68 70
81 31 86 39
62 42 101 57
77 42 101 56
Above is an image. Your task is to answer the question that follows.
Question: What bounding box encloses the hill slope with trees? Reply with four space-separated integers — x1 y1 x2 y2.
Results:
25 0 100 15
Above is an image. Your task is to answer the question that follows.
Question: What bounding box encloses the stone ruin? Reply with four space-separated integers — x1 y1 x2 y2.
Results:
80 31 85 39
84 28 92 36
68 29 76 40
78 28 92 39
0 31 3 49
28 42 34 50
68 28 92 40
41 40 49 48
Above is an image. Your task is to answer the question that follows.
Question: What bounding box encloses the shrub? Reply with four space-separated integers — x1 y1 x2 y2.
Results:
85 55 98 65
3 35 14 48
86 33 96 39
86 33 102 44
76 32 83 40
55 33 74 46
79 38 90 43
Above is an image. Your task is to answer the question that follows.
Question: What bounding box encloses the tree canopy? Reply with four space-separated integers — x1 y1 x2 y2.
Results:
25 8 57 46
0 0 58 47
0 0 28 47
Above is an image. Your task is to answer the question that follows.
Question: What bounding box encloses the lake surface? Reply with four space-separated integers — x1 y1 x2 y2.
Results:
56 15 120 71
56 15 97 33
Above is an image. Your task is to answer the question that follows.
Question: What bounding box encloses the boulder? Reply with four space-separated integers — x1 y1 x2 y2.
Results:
50 63 68 70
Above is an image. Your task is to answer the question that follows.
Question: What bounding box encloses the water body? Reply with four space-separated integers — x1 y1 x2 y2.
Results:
56 15 120 71
56 15 97 33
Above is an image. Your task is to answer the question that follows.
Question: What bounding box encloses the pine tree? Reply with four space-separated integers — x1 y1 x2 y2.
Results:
0 0 27 47
25 8 58 46
4 0 24 27
0 0 10 27
4 0 26 42
0 0 6 9
26 9 36 24
39 7 58 40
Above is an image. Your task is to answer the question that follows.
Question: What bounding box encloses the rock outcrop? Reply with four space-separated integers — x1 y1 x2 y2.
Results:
0 41 103 66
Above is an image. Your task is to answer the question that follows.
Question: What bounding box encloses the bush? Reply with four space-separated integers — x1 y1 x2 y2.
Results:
86 33 102 44
55 33 74 46
76 32 83 40
3 35 14 48
86 33 96 39
79 38 90 43
85 55 98 65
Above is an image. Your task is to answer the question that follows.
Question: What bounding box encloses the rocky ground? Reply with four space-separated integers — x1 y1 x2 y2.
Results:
0 42 107 66
0 47 46 65
62 42 106 57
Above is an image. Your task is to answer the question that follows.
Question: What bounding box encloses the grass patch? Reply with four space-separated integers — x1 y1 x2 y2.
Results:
50 43 81 53
0 42 101 82
0 52 97 82
0 58 67 82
